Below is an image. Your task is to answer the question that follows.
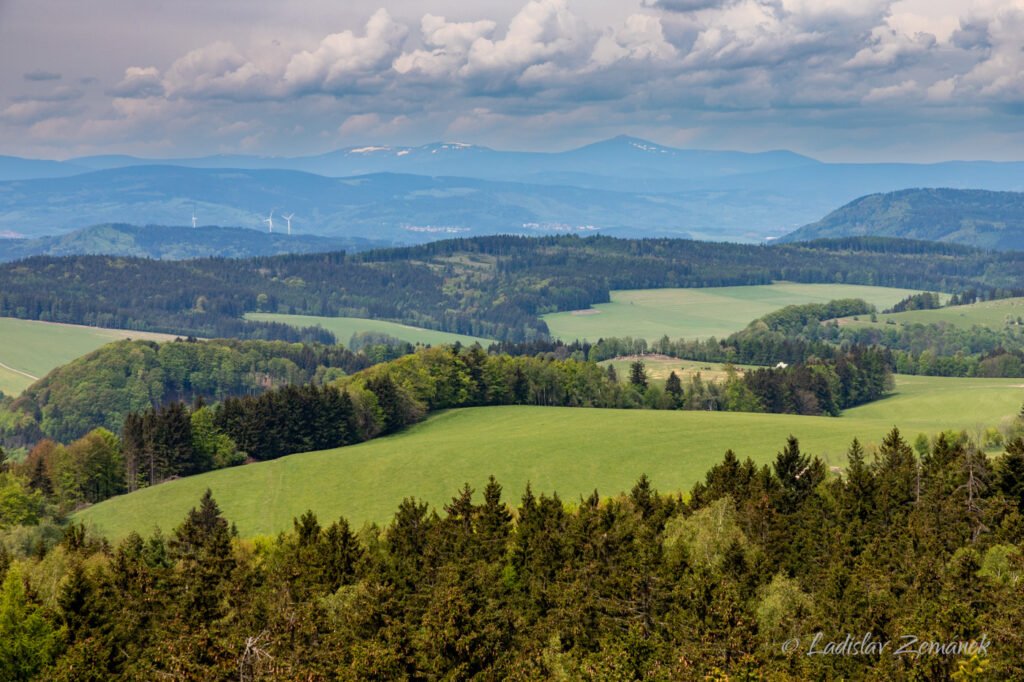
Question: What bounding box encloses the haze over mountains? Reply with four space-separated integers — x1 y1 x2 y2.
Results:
0 224 390 262
1 136 1024 245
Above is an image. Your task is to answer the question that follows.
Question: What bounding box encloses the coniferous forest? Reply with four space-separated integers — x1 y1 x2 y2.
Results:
1 429 1022 679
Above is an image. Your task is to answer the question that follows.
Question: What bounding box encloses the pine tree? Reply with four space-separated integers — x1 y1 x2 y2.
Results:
629 361 648 389
665 371 682 406
997 438 1024 510
478 476 512 562
170 490 235 623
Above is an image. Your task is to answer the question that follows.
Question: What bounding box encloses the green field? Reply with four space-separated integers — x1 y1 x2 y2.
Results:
246 313 492 347
838 296 1024 331
543 282 933 342
0 317 179 397
74 374 1024 540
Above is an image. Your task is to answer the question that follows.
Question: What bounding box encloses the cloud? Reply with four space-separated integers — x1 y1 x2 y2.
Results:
0 100 82 125
23 70 61 81
282 9 407 96
107 67 165 98
648 0 734 12
8 1 1024 160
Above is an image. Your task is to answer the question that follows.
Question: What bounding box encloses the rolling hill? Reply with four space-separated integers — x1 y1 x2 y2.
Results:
781 188 1024 250
73 373 1024 539
0 223 389 262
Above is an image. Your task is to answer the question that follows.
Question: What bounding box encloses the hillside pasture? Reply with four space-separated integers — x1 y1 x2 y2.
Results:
0 317 179 396
837 296 1024 331
74 374 1024 540
245 312 492 348
543 282 931 342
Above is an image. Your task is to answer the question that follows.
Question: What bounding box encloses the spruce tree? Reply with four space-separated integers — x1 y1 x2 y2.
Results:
629 361 648 389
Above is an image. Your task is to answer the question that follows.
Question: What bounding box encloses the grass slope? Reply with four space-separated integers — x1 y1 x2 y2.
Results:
543 282 929 342
838 297 1024 331
246 313 492 347
74 375 1024 540
0 317 179 396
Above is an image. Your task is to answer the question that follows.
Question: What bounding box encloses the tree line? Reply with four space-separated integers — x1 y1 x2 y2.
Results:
4 235 1024 345
1 427 1023 678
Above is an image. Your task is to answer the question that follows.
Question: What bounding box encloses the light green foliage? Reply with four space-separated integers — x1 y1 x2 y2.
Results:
543 282 929 342
246 312 491 347
0 565 63 680
74 374 1024 539
0 473 47 530
977 544 1022 585
755 573 814 640
190 406 244 470
663 497 746 569
0 317 178 397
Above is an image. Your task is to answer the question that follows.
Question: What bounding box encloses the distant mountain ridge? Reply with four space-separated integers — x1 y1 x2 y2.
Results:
3 137 1024 244
781 188 1024 250
0 223 391 262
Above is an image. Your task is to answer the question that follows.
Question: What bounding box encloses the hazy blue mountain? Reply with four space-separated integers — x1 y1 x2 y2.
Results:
2 137 1024 243
0 166 706 241
0 155 89 181
0 223 390 262
780 188 1024 250
62 136 819 182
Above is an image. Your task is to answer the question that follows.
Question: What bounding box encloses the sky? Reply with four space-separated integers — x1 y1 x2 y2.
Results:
1 0 1023 162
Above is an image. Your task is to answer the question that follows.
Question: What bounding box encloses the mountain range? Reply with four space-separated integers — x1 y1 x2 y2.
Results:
2 136 1024 244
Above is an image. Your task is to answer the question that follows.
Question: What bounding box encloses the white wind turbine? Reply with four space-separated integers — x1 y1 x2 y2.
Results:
283 213 294 235
264 210 274 233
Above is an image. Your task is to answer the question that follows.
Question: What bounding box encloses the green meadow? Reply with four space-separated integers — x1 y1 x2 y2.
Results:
246 312 492 347
838 296 1024 331
0 317 178 396
74 374 1024 540
542 282 930 342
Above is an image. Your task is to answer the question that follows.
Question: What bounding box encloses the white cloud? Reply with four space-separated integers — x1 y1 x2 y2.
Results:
282 9 407 95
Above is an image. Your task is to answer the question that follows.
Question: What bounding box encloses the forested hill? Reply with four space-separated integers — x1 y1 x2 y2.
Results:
782 188 1024 250
0 223 393 262
2 235 1024 343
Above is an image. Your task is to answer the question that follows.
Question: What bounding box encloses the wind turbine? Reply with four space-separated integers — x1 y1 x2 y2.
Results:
191 206 197 229
283 213 294 235
264 210 274 233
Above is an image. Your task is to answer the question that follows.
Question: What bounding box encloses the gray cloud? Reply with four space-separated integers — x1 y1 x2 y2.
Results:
107 67 165 98
645 0 732 13
3 0 1024 161
23 70 61 81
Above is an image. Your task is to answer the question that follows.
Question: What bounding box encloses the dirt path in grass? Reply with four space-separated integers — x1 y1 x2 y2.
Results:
0 360 38 381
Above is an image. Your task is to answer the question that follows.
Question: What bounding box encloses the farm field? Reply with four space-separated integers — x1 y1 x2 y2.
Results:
0 317 179 396
246 312 492 348
75 374 1024 540
837 296 1024 331
542 282 930 342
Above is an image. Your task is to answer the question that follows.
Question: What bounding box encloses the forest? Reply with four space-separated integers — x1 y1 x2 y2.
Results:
2 235 1023 343
6 342 892 511
1 428 1022 679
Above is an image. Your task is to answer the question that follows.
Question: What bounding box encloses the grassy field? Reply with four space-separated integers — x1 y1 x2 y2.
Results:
543 282 932 342
600 356 758 383
0 317 179 397
837 297 1024 331
74 375 1024 540
246 313 492 348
